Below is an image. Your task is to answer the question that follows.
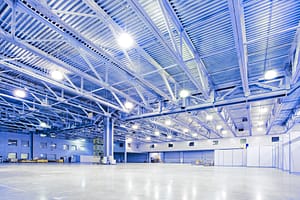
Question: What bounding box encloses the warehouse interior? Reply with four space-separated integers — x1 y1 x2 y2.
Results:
0 0 300 199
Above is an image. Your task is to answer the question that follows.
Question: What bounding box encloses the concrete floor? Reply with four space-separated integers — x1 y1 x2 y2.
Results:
0 164 299 200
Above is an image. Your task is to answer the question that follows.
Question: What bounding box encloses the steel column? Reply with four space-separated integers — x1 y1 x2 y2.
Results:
30 132 34 160
103 116 114 162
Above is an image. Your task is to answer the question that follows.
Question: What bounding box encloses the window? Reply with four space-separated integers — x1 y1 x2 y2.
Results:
150 144 155 148
168 143 173 148
119 143 124 147
240 139 247 144
40 142 47 149
50 143 57 151
21 140 29 147
127 143 131 148
79 146 85 151
212 140 219 145
8 139 17 146
71 145 77 151
272 136 280 142
63 144 69 150
189 142 195 147
7 153 17 159
21 153 29 159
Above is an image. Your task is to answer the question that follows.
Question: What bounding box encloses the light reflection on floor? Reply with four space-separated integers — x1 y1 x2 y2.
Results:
0 163 299 200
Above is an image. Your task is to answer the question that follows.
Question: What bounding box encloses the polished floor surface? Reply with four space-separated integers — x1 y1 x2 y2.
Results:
0 163 299 200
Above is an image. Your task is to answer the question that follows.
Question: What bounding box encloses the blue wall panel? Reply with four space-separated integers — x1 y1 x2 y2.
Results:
127 153 148 163
0 132 93 161
164 152 180 163
114 142 125 153
114 152 125 163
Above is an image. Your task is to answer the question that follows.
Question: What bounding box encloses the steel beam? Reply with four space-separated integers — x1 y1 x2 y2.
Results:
128 0 209 99
217 107 237 137
228 0 250 97
17 0 170 101
289 23 300 85
149 120 193 140
189 114 222 138
246 103 253 136
125 89 291 121
0 28 144 110
83 0 175 101
0 60 124 112
159 0 211 99
3 0 156 109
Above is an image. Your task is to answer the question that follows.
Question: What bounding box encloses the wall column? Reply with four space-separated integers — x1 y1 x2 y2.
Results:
103 116 114 163
30 132 34 160
124 141 127 163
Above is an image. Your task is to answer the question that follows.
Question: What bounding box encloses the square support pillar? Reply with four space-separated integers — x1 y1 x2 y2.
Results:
30 132 34 160
103 116 114 163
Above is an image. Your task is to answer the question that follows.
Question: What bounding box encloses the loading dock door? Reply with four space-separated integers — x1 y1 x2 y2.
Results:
164 152 180 163
127 153 148 163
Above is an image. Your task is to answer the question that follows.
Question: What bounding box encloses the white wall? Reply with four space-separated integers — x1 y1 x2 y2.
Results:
290 136 300 172
259 146 273 167
133 137 244 153
285 127 300 173
215 149 246 166
132 135 279 153
80 155 100 163
282 134 290 171
247 146 259 166
129 135 283 168
268 125 300 173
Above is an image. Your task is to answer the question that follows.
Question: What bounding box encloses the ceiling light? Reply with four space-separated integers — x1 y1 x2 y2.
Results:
183 128 189 133
165 119 172 126
206 115 213 121
257 127 263 132
192 133 198 137
124 101 134 110
13 89 26 98
146 136 151 141
260 107 268 114
179 89 190 98
167 135 172 139
154 131 160 136
132 124 139 130
40 122 48 128
50 70 64 81
127 138 133 142
264 70 277 80
257 121 264 126
221 130 228 135
216 125 222 130
117 32 134 49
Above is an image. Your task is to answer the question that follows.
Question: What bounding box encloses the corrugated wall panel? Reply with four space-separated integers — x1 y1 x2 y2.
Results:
127 153 148 163
164 152 180 163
